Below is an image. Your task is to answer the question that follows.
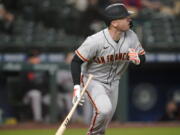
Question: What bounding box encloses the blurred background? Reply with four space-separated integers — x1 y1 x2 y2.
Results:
0 0 180 126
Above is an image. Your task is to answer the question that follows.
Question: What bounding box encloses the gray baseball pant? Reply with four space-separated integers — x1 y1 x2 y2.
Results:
83 77 119 135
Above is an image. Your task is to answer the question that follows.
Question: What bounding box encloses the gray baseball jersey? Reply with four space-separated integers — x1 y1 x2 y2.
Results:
75 28 145 135
76 28 145 84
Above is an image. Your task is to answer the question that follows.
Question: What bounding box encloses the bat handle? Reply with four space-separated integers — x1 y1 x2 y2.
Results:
55 74 93 135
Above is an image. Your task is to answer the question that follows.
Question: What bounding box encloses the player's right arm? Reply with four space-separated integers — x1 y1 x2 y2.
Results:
71 36 98 83
70 36 98 105
71 54 84 86
71 54 84 105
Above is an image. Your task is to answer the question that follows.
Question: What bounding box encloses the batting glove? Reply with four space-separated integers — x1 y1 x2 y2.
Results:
72 85 85 106
128 48 140 65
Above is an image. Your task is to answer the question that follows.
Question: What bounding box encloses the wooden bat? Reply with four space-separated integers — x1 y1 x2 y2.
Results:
55 74 93 135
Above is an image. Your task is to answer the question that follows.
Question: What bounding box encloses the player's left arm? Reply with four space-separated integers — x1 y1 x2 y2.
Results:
128 47 146 66
136 43 146 66
128 31 146 66
138 53 146 66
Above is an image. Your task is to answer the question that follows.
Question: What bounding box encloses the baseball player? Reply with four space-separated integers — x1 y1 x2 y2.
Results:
71 3 146 135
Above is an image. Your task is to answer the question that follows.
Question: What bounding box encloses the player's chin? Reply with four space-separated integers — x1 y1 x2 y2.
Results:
123 24 130 31
123 26 130 31
120 25 130 32
127 24 131 29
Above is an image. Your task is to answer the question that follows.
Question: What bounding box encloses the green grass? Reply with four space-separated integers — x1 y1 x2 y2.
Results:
0 127 180 135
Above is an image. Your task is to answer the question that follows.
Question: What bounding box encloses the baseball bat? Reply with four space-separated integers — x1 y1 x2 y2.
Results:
55 74 93 135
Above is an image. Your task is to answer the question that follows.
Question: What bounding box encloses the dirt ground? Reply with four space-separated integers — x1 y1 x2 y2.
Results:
0 121 180 130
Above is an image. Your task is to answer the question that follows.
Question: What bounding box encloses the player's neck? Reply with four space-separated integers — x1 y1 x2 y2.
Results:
108 27 123 41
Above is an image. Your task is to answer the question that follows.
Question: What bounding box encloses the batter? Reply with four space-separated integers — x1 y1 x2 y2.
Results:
71 3 146 135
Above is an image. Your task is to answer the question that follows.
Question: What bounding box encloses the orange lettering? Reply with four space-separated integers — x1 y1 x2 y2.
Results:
97 57 101 63
110 55 114 62
107 55 110 62
115 54 119 60
100 57 105 64
119 53 123 60
125 53 128 60
122 53 126 60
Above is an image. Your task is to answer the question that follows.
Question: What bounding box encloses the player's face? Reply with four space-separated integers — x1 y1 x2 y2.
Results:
112 16 131 31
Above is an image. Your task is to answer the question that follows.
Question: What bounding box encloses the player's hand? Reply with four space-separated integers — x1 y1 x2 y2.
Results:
128 48 140 65
72 85 85 106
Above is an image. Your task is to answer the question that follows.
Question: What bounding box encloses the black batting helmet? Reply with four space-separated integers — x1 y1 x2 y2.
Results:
104 3 133 26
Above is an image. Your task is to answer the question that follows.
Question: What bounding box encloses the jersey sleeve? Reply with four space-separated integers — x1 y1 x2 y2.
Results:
131 31 145 55
75 37 98 62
